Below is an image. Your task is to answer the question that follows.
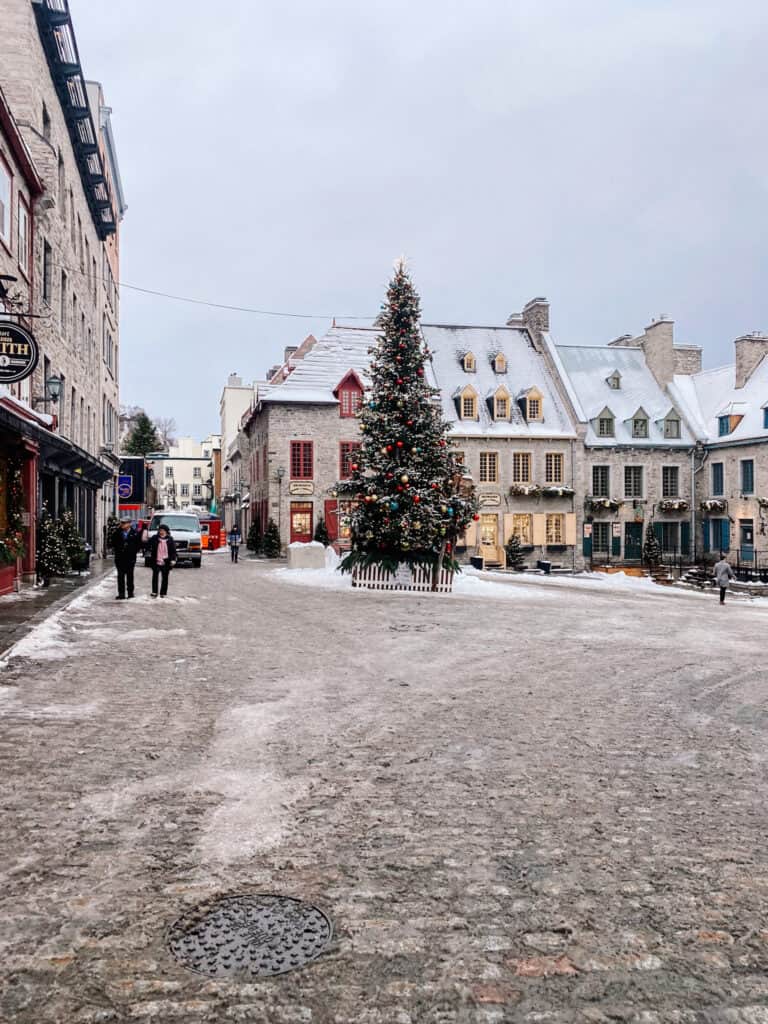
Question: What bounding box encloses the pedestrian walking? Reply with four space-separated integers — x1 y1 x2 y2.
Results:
713 553 735 605
112 515 140 600
228 525 242 563
147 524 177 598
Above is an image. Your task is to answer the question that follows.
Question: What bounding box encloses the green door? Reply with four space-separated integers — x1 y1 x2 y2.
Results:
624 522 643 560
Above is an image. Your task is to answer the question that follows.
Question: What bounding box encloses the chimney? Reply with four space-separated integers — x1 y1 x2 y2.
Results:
518 297 549 349
227 373 243 387
734 332 768 389
283 345 298 363
640 316 675 387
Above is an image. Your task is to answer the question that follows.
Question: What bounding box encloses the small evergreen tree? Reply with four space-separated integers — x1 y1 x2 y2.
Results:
59 509 87 568
262 518 281 558
105 515 120 552
505 532 526 571
36 507 70 583
643 522 662 567
123 412 161 456
247 519 262 554
313 517 330 546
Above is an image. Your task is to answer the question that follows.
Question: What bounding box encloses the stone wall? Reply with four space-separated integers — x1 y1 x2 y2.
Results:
696 442 768 563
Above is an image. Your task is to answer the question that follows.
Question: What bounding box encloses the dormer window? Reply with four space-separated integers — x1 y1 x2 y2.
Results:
459 385 478 420
764 407 768 429
664 414 681 439
334 369 364 418
632 417 648 438
718 415 730 436
598 414 615 437
495 396 508 419
607 371 622 390
461 352 476 373
491 353 507 374
519 387 543 422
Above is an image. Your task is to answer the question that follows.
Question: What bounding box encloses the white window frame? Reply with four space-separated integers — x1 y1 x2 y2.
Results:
598 416 615 437
512 513 532 545
545 513 565 545
545 452 563 484
661 465 680 498
479 451 498 483
513 452 532 483
0 156 11 249
632 417 648 439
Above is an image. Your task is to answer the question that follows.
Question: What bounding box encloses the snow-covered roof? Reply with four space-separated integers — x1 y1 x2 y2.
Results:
259 325 376 405
0 386 54 428
423 325 576 438
669 356 768 444
553 342 694 447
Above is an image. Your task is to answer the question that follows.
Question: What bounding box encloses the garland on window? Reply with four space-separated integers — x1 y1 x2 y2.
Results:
0 456 26 565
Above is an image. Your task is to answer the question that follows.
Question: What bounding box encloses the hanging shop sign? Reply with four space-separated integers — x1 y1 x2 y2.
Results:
0 323 39 384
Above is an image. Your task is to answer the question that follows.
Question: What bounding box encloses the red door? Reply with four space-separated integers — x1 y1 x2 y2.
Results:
324 499 338 542
290 502 313 544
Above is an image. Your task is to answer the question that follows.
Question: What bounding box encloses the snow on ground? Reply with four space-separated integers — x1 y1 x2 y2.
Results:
270 553 768 607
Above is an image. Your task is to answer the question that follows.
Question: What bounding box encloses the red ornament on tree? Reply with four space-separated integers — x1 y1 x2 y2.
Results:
386 444 393 452
414 495 421 503
446 542 452 552
396 441 404 448
351 463 359 471
397 378 403 385
473 514 480 521
439 440 446 447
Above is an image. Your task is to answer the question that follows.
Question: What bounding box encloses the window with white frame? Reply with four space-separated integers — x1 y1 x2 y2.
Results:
17 197 30 277
527 396 541 419
0 157 10 249
193 466 202 478
513 452 531 483
165 466 174 478
545 452 563 484
512 513 532 544
193 484 202 498
479 451 498 483
494 395 508 420
545 513 565 544
624 465 643 498
662 466 679 498
180 483 190 497
598 415 615 437
461 393 476 419
632 417 648 438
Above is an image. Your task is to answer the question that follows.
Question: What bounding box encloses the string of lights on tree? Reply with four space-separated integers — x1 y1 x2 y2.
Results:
338 261 478 576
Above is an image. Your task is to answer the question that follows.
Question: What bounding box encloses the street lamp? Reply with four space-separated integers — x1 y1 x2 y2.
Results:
32 373 64 410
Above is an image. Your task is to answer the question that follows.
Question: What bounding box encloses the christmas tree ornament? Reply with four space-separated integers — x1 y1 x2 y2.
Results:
401 474 409 483
414 495 420 503
396 441 404 448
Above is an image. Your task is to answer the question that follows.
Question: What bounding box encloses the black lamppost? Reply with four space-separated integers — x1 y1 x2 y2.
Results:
32 373 64 410
276 466 286 538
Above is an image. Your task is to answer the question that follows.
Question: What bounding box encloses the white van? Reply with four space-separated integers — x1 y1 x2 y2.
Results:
145 512 203 569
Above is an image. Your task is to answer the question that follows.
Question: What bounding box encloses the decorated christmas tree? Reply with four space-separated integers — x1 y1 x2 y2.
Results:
338 261 477 580
59 509 87 568
247 520 262 554
505 532 526 571
36 507 70 583
262 518 281 558
643 522 662 567
313 517 330 547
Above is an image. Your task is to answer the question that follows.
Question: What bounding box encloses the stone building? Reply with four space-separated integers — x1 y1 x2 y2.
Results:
0 0 126 555
218 373 257 532
148 435 218 512
671 333 768 565
243 308 583 569
548 317 699 565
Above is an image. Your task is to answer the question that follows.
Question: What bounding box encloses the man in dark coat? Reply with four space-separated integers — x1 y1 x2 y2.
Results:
112 515 140 599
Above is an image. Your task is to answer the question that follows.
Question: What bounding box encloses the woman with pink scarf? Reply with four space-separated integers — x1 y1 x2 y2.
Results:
147 524 177 598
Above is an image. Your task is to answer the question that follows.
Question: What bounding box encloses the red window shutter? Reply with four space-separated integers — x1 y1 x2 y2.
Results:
324 499 339 541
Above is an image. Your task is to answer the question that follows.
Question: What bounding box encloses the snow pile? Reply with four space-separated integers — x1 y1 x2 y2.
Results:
272 545 350 590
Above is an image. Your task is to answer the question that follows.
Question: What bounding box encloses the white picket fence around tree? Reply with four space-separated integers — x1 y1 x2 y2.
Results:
352 562 454 593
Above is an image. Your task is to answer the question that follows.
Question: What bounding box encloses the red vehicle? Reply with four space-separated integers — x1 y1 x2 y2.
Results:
197 514 223 550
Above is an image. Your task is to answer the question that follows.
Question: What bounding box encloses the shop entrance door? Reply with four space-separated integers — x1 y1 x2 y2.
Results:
290 502 313 544
624 522 643 560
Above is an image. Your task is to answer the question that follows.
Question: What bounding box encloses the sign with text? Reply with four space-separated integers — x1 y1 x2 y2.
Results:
478 493 501 506
117 475 133 500
583 523 593 538
0 323 39 384
289 481 314 495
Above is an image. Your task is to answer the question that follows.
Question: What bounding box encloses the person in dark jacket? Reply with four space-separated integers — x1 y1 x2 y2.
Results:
112 516 140 600
228 526 242 563
147 524 177 598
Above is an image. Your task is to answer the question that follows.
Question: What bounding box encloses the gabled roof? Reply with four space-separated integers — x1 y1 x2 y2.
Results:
670 357 768 443
424 325 576 438
333 368 364 395
259 325 376 406
553 341 694 446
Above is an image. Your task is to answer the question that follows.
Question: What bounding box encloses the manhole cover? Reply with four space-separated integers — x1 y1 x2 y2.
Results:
168 894 333 978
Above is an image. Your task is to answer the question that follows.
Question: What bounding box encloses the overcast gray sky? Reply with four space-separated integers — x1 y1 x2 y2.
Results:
73 0 768 439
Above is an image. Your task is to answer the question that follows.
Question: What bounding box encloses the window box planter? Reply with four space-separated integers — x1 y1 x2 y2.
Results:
586 497 622 514
541 486 575 499
509 484 541 497
658 499 689 514
700 499 727 514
